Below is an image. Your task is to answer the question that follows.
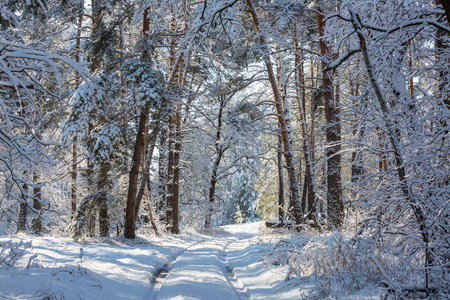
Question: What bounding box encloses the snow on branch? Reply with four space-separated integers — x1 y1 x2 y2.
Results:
323 47 361 72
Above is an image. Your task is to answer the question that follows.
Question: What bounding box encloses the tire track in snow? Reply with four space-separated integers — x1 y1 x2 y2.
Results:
141 238 206 300
146 236 248 300
223 241 250 300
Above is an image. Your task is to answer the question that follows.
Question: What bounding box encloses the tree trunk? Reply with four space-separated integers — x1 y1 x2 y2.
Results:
205 96 226 228
349 79 364 187
71 137 77 218
157 129 168 220
274 43 287 221
317 2 343 229
245 0 303 225
144 188 160 236
173 104 183 231
85 0 99 236
277 129 285 221
438 0 450 26
135 125 160 220
310 61 320 214
166 108 180 234
98 162 110 237
17 177 28 233
124 104 150 239
31 170 42 235
71 15 83 218
124 8 152 239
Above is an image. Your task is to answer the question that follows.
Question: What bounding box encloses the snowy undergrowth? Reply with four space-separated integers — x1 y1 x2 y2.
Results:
0 240 33 269
261 227 443 300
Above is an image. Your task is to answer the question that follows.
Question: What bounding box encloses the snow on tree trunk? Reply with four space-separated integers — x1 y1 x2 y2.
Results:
277 129 284 221
317 2 343 229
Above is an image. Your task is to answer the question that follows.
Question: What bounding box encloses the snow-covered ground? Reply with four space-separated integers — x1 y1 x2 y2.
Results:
0 222 379 299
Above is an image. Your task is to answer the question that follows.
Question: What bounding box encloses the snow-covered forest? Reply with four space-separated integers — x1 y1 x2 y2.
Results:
1 0 449 299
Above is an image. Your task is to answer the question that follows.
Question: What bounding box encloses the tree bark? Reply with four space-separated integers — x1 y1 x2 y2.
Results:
17 175 28 233
71 15 83 218
277 129 284 221
157 129 168 219
124 104 150 239
166 109 180 234
317 2 343 229
31 170 42 235
164 13 186 235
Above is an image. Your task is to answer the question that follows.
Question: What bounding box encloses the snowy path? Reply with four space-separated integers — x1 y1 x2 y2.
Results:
150 238 241 300
146 223 261 300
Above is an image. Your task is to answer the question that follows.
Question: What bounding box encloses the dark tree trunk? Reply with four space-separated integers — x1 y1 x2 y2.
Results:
171 107 182 234
124 104 150 239
17 179 28 233
318 2 343 229
277 129 284 221
71 137 78 218
71 15 83 218
124 8 152 239
166 107 181 234
32 170 42 235
97 161 110 237
438 0 450 26
157 129 168 219
205 96 226 228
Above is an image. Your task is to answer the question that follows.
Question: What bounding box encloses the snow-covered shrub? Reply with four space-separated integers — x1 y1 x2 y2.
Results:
295 233 382 298
266 231 446 299
68 192 109 240
234 204 245 224
0 240 32 269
